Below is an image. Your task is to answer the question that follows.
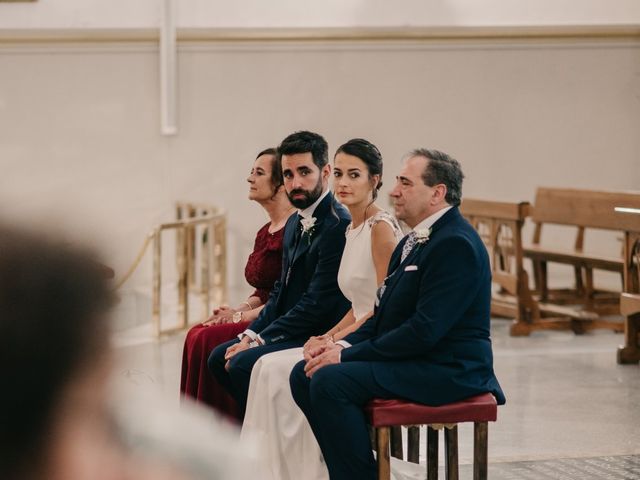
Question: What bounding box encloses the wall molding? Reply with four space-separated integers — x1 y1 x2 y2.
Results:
1 24 640 45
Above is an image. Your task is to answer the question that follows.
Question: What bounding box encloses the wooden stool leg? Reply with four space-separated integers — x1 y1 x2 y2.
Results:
474 422 488 480
390 425 404 459
427 426 438 480
376 427 391 480
444 425 459 480
407 426 420 463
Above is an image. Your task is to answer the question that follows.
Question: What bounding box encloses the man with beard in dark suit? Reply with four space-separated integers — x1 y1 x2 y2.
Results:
208 131 351 417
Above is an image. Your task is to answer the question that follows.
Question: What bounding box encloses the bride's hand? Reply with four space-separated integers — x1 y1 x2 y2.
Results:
303 335 329 351
303 335 332 361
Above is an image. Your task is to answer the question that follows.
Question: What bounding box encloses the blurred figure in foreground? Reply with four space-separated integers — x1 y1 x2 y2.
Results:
0 225 253 480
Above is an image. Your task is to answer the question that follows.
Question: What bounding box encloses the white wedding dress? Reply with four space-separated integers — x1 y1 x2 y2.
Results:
241 211 402 480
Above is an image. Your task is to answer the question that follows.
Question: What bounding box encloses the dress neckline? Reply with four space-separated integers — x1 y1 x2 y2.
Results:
267 223 286 236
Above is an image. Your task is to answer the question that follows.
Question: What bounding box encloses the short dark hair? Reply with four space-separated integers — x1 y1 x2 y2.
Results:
411 148 464 207
278 131 329 169
335 138 384 200
256 147 283 192
0 226 114 479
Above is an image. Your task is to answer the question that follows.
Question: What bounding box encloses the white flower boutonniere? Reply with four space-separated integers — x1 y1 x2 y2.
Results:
414 227 431 244
300 216 317 244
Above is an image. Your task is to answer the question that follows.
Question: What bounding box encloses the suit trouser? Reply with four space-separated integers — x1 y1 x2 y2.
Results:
207 338 303 418
289 360 394 480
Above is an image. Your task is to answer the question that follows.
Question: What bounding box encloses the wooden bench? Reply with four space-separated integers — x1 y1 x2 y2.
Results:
616 207 640 364
521 188 640 334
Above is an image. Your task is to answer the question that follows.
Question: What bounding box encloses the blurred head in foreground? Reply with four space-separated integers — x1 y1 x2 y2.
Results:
0 225 256 480
0 225 120 480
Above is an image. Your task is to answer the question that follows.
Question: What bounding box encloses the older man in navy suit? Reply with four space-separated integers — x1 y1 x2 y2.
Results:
290 148 506 480
208 131 351 417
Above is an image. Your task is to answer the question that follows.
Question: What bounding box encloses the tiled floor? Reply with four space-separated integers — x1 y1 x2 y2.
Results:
476 455 640 480
112 319 640 478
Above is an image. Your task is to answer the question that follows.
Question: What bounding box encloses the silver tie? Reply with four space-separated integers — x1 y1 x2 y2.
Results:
400 232 417 263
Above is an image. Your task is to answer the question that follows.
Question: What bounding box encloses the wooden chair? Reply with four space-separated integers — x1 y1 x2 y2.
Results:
461 199 541 336
366 393 497 480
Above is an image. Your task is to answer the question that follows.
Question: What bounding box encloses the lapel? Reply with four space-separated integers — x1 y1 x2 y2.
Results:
376 207 461 312
385 236 406 277
291 192 334 266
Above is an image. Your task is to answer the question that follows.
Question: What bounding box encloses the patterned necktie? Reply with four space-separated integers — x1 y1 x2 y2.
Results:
400 231 417 263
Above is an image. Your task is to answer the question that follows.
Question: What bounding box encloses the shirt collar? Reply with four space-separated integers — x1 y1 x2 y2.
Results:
412 205 452 232
298 188 330 219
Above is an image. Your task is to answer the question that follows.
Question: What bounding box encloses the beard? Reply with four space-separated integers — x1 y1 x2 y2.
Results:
287 178 324 209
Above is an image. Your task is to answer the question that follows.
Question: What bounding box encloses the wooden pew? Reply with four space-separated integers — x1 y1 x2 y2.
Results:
462 195 639 336
616 207 640 364
461 199 540 336
522 188 640 334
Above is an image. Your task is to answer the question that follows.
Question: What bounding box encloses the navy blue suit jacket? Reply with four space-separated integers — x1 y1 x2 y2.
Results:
342 207 505 406
249 192 351 344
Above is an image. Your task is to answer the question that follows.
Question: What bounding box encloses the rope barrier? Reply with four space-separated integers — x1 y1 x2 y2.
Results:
113 230 156 290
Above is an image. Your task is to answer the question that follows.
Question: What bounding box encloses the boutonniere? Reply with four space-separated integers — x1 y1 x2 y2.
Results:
300 216 317 244
414 227 431 244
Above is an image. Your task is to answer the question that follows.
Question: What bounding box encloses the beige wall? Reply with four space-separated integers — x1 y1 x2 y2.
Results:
1 37 639 323
1 1 639 30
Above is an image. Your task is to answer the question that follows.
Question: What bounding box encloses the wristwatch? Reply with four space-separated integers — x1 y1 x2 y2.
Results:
232 311 243 323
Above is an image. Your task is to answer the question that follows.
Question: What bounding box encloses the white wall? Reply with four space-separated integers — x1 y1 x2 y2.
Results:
1 0 639 30
1 36 639 325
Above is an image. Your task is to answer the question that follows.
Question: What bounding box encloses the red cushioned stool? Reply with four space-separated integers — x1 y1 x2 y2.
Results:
365 393 497 480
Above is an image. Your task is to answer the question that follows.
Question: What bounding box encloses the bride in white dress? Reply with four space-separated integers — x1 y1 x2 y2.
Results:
241 139 403 480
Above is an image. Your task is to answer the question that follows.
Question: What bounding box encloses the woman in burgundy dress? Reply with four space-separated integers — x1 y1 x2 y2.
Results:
181 148 294 420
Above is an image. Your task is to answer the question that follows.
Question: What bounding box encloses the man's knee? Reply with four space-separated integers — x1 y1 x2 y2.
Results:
308 365 353 403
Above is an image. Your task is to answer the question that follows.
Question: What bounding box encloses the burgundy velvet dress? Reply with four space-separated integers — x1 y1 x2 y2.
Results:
180 222 284 420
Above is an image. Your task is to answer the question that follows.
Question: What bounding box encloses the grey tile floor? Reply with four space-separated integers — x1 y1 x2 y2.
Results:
476 455 640 480
112 319 640 475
